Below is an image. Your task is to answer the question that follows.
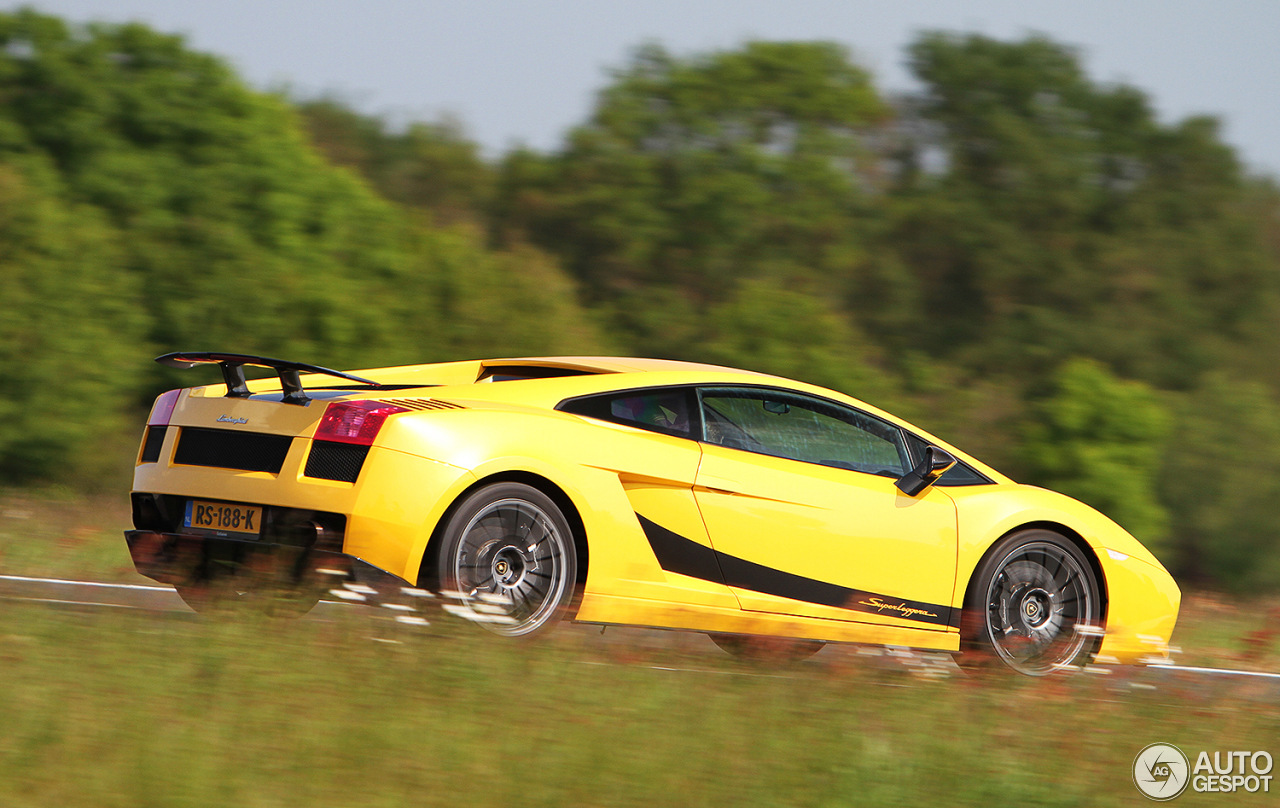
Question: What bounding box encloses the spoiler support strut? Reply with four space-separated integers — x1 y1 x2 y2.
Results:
156 352 381 405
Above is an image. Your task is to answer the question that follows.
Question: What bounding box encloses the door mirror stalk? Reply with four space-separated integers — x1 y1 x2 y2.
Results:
895 446 957 496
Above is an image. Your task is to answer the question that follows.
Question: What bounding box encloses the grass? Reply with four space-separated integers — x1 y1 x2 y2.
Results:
1 605 1278 807
0 487 137 582
1 490 1278 806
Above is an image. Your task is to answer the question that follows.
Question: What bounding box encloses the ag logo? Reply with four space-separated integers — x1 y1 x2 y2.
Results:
1134 743 1190 800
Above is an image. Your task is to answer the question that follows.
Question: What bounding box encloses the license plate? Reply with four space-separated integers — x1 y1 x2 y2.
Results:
184 500 263 536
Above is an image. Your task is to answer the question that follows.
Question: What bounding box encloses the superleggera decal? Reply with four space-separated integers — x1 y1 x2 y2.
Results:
636 513 954 627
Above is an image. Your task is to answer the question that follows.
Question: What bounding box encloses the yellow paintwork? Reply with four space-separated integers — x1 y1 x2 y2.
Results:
573 595 963 650
695 443 957 630
132 355 1179 662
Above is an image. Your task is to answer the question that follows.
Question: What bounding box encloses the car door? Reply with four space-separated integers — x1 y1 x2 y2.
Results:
693 386 959 630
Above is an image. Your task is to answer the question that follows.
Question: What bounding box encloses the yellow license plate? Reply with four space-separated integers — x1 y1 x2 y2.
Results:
184 500 263 535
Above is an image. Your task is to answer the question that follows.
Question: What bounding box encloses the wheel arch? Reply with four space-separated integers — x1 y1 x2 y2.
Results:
958 520 1109 625
416 470 590 593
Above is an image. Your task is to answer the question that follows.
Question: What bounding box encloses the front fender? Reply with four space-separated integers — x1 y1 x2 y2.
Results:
947 484 1180 659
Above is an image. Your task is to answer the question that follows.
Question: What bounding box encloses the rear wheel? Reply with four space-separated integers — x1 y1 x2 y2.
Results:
961 530 1102 675
437 483 577 638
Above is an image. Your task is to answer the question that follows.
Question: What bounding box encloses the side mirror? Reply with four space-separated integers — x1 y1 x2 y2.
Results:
895 446 957 497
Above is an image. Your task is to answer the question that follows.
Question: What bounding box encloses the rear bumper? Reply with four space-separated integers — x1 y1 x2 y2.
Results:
124 529 357 587
131 443 476 584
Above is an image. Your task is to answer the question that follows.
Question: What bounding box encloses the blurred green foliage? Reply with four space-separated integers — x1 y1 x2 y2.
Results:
1020 359 1170 548
297 98 493 223
2 11 1278 589
0 9 604 488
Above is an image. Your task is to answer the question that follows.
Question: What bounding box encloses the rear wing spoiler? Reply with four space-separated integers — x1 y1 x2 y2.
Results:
156 352 381 406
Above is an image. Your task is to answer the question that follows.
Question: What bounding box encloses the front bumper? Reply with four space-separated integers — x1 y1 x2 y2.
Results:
1095 552 1182 664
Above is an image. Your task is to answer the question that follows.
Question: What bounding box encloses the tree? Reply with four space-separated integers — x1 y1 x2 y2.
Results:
700 279 891 403
1020 359 1170 549
0 9 419 374
0 158 145 484
0 9 603 482
297 98 493 223
870 33 1276 391
1160 376 1280 591
496 41 888 330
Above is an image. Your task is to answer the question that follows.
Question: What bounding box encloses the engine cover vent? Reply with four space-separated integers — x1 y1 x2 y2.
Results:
381 398 465 411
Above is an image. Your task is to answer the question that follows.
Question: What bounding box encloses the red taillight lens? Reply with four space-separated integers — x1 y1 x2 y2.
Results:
147 389 182 426
314 400 410 446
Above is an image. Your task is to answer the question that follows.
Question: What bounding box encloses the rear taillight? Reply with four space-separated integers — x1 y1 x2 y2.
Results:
314 400 410 446
147 389 182 426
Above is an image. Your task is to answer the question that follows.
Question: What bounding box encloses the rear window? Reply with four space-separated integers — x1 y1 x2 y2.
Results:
558 388 696 438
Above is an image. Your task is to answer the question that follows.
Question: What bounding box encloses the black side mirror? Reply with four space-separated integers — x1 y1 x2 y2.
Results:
895 446 957 496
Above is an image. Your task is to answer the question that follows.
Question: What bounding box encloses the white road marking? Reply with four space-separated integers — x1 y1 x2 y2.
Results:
3 576 1280 684
0 574 172 591
1148 664 1280 680
6 597 141 609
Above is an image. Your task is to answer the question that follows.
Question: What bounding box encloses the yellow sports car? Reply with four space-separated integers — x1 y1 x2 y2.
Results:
125 353 1180 675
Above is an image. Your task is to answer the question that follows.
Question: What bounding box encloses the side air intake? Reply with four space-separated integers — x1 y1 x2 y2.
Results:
304 442 370 483
139 426 168 463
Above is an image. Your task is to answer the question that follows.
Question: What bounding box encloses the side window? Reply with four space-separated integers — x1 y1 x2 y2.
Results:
558 387 695 438
699 387 910 477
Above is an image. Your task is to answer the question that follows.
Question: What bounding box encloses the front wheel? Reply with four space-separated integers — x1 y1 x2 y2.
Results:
961 530 1103 675
436 483 578 638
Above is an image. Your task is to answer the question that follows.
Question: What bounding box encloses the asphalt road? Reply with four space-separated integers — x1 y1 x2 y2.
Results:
3 573 1278 689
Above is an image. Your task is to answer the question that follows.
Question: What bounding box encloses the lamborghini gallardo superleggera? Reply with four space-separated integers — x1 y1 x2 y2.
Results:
125 353 1180 675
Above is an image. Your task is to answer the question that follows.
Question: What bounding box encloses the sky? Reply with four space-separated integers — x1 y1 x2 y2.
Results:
13 1 1280 176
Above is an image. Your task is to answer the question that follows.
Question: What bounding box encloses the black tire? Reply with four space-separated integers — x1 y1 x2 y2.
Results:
436 483 578 638
960 529 1103 675
708 633 825 662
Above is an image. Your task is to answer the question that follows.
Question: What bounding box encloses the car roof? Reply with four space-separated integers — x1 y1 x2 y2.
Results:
480 356 767 374
197 354 1011 485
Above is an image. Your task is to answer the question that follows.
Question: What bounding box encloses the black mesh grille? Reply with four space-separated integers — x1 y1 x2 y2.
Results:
304 441 370 483
140 426 168 463
174 428 293 473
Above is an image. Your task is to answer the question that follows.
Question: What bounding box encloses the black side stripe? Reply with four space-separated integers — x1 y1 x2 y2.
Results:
636 512 954 627
635 514 726 583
